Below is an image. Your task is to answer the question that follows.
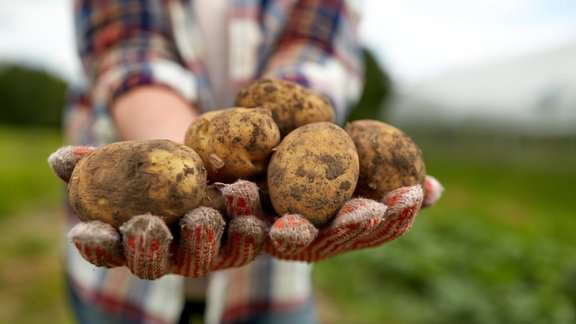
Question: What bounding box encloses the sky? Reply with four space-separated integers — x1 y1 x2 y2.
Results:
1 0 576 88
359 0 576 86
0 0 81 81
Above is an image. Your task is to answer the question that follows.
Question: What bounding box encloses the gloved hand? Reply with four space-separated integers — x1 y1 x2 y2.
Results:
263 176 443 262
49 146 266 280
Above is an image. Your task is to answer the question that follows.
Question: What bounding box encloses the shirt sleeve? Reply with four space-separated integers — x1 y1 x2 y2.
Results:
261 0 365 125
74 0 198 110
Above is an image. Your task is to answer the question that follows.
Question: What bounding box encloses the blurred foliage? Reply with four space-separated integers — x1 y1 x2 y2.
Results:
315 134 576 324
0 206 72 324
347 48 394 121
0 126 63 219
0 64 68 128
0 126 71 323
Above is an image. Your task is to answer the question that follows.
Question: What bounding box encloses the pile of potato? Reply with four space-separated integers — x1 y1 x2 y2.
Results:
68 79 425 229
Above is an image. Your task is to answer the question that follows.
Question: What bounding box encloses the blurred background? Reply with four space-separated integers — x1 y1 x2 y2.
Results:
1 0 575 323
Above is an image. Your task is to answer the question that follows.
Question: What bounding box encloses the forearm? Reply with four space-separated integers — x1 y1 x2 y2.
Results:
111 86 199 143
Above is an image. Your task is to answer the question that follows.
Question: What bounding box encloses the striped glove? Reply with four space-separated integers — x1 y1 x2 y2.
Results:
264 176 443 262
49 146 266 280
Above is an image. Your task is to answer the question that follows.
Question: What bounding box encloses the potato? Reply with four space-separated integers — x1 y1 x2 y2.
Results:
68 140 207 228
185 107 281 183
344 120 426 200
234 79 335 136
267 122 359 226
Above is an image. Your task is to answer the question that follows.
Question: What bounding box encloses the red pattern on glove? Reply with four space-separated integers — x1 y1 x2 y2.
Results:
174 207 224 277
268 214 318 254
69 221 125 267
121 215 173 279
265 183 431 262
212 181 267 270
351 185 423 250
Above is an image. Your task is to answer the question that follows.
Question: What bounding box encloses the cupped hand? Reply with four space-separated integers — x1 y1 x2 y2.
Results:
263 176 443 262
50 146 267 280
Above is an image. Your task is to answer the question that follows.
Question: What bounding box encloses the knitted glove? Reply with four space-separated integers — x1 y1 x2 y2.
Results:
49 146 267 280
264 176 443 262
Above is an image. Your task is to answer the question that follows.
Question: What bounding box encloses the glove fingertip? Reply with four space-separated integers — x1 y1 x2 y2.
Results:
335 198 387 225
69 221 124 267
48 145 96 182
181 206 225 231
69 221 118 241
120 214 172 280
423 175 444 207
218 180 260 217
384 185 423 210
212 215 268 270
176 207 225 277
229 215 267 239
269 215 318 254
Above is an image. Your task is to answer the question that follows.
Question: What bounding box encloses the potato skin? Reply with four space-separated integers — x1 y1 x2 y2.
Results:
267 122 359 227
184 107 281 183
234 79 335 137
68 140 207 228
344 120 426 200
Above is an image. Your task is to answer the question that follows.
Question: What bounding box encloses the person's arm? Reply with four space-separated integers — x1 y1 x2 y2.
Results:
75 0 199 138
111 86 199 143
262 0 364 124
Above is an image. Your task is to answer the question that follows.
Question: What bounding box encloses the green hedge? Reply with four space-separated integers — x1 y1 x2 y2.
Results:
0 64 68 128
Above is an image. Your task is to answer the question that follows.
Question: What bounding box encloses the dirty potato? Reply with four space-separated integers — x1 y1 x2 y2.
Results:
185 107 281 183
234 79 335 137
267 122 359 227
68 140 207 228
344 120 426 200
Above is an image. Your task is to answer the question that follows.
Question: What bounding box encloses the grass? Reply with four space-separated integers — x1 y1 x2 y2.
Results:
0 126 64 218
0 206 73 324
0 126 73 323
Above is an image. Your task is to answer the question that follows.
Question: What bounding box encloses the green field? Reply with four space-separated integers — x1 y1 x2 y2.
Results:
0 126 73 323
1 126 575 323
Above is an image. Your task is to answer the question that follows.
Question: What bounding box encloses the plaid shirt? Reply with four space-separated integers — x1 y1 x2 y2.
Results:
66 0 363 322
